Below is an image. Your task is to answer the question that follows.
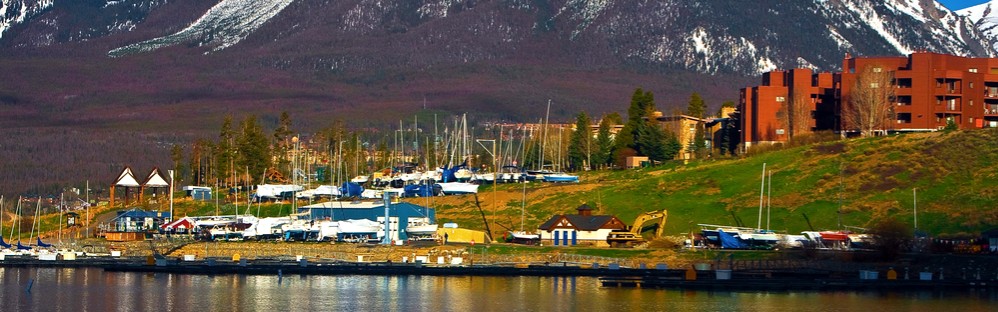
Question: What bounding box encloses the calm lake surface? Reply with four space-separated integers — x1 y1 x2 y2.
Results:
0 267 995 311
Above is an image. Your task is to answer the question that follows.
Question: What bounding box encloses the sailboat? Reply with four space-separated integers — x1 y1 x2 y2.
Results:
31 197 54 249
11 197 31 251
438 114 479 194
541 119 578 183
0 196 11 249
506 137 540 245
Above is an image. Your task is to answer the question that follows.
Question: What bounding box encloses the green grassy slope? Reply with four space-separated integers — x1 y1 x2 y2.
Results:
457 130 997 238
569 129 998 236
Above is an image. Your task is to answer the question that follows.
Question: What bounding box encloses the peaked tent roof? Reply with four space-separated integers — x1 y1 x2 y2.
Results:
114 166 141 187
144 167 170 187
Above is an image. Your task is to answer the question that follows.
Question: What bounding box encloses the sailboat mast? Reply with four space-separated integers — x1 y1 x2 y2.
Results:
59 192 64 243
541 100 551 170
766 170 772 231
10 197 20 242
758 163 766 230
32 196 40 245
0 196 3 243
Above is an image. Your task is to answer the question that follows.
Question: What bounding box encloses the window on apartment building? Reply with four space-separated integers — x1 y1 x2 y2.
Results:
775 96 785 102
970 117 975 124
873 67 882 73
969 68 978 73
969 82 974 89
936 80 943 88
992 68 998 74
870 82 879 88
970 100 974 106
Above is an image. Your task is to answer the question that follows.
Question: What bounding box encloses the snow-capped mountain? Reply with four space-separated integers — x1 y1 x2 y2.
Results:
958 0 998 52
3 0 995 74
108 0 294 57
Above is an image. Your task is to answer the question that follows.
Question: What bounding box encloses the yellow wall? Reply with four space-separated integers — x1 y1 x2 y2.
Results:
437 228 489 244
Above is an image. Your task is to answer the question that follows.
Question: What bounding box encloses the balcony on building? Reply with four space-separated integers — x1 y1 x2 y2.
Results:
985 84 998 98
936 97 961 113
935 78 962 95
986 104 998 116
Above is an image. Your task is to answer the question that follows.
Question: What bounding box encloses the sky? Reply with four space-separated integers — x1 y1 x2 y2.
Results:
939 0 989 10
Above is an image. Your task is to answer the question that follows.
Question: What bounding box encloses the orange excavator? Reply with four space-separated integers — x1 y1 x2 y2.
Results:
606 210 668 247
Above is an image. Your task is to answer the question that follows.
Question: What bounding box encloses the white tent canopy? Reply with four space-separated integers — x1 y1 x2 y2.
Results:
114 167 141 187
144 167 170 188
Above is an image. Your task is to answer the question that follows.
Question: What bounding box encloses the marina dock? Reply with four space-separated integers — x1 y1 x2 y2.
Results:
1 253 996 292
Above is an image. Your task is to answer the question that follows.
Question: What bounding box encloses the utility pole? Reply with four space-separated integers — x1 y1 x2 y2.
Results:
169 170 175 223
913 188 918 231
86 180 90 238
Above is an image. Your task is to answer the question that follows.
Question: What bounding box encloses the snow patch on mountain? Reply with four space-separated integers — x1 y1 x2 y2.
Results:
0 0 53 40
108 0 294 57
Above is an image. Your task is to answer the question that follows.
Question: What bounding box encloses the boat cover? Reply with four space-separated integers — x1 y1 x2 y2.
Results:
341 182 364 197
36 237 53 248
719 230 748 249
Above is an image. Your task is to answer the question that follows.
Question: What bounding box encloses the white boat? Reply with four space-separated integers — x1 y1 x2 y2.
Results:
438 182 479 194
311 185 342 197
361 189 383 199
350 175 370 184
338 219 382 235
316 220 340 241
453 168 473 182
243 217 290 240
254 184 304 200
473 172 495 182
405 217 438 237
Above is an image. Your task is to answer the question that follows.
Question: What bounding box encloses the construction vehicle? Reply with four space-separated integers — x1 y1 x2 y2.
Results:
606 210 667 247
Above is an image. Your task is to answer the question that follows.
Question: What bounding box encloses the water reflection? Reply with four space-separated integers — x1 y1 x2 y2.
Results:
0 267 995 311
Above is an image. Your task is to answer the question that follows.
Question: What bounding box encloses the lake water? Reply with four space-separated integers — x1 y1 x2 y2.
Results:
0 267 995 311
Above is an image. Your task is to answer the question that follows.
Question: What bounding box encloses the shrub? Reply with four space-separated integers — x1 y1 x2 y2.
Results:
866 218 914 261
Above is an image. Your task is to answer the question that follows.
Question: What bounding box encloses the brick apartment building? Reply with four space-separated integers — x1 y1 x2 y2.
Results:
739 52 998 150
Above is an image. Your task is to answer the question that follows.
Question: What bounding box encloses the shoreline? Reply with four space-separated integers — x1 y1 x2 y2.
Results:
1 254 995 292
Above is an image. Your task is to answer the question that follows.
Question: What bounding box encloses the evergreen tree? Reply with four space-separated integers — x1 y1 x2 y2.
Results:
215 116 235 185
663 129 683 160
637 123 668 161
615 88 657 163
603 112 624 125
594 116 615 168
614 88 670 162
687 92 708 158
236 115 272 184
273 111 293 177
567 111 592 171
686 92 706 118
717 101 737 156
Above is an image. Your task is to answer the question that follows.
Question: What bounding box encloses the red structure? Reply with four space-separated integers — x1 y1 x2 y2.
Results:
739 52 998 150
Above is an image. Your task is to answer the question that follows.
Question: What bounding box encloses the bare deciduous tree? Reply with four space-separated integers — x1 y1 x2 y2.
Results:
789 91 812 139
844 64 895 137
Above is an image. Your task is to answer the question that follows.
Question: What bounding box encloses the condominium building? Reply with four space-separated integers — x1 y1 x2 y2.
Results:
739 52 998 150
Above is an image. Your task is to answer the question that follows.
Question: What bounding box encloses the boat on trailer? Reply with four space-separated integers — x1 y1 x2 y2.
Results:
542 173 579 183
